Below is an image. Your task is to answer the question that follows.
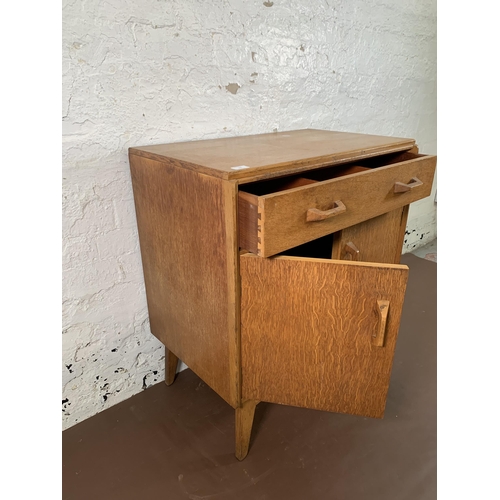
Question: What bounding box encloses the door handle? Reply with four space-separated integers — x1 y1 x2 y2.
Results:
373 300 390 347
343 241 360 261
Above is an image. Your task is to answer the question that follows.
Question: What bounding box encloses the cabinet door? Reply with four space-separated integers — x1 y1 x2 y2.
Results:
240 254 409 418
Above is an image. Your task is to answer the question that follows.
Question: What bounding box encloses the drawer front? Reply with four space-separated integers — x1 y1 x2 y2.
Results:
240 253 409 418
239 153 436 257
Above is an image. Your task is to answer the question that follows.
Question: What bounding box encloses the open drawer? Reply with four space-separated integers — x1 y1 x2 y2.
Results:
238 151 436 257
240 250 409 418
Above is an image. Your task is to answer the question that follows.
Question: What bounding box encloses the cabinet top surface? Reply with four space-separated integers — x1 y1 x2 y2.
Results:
129 129 415 182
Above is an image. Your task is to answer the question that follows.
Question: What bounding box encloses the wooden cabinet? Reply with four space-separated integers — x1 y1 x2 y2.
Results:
128 129 437 460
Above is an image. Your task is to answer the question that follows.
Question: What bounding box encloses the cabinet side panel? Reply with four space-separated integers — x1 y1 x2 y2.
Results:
129 154 238 407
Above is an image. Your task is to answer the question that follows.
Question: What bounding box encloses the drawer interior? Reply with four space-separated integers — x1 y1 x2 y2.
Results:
239 151 421 196
279 233 335 260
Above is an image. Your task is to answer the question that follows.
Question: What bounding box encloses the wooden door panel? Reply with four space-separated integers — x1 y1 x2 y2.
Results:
331 206 409 264
240 254 409 418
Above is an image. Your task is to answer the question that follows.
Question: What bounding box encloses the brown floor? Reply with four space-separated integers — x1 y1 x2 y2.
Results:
62 253 436 500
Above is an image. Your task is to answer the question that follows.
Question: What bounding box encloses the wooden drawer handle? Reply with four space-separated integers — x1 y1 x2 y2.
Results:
343 241 360 261
373 300 390 347
394 177 423 193
306 200 346 222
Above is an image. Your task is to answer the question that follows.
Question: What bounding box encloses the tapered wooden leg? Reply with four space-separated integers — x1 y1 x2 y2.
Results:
235 399 258 461
165 348 179 386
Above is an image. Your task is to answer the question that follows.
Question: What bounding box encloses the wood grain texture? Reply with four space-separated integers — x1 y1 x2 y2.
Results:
331 207 409 264
248 153 435 257
129 129 415 183
240 254 409 418
129 154 239 408
235 400 259 461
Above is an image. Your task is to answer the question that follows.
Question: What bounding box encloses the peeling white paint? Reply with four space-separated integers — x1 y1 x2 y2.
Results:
62 0 437 429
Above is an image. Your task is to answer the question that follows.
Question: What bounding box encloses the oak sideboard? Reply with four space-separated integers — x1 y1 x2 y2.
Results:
129 129 437 460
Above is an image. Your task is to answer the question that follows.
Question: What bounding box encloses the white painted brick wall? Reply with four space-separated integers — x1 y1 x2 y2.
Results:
62 0 437 429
